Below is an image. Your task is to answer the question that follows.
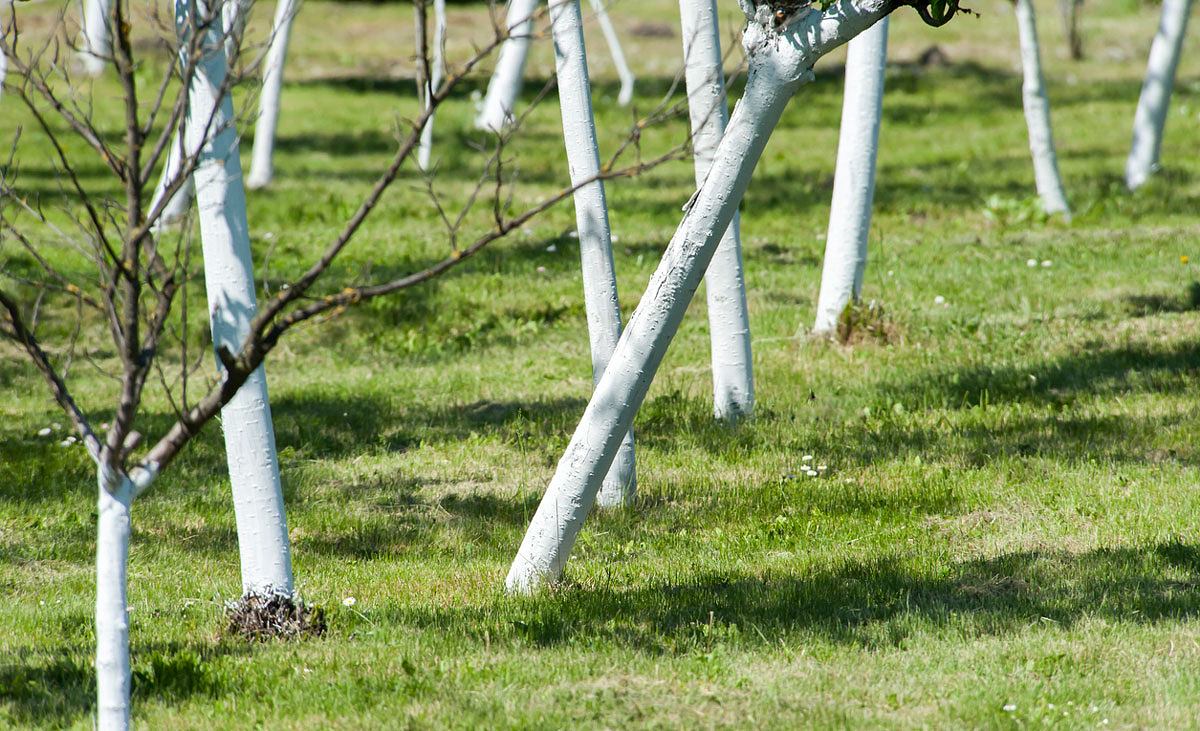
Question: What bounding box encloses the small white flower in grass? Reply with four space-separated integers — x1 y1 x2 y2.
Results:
611 235 620 243
536 266 547 274
1026 258 1038 267
1003 704 1017 712
802 455 813 462
263 231 275 241
1101 720 1109 725
342 596 357 607
59 438 74 447
1041 260 1052 267
37 427 52 437
934 295 946 305
52 423 62 431
887 270 894 277
806 469 819 477
545 244 558 253
567 230 579 239
817 465 827 472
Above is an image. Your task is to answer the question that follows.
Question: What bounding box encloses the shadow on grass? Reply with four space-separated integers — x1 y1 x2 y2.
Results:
390 542 1200 653
0 639 249 727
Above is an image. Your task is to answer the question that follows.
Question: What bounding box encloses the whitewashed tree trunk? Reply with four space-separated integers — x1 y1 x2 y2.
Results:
149 137 195 229
1126 0 1191 190
549 0 637 507
179 0 295 596
95 468 133 731
813 17 888 335
246 0 300 188
476 0 539 131
1 0 11 102
679 0 754 419
506 0 893 593
588 0 635 106
1014 0 1070 216
416 0 447 170
79 0 112 76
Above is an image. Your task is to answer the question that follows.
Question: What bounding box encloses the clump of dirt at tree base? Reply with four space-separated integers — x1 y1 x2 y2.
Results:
225 591 327 641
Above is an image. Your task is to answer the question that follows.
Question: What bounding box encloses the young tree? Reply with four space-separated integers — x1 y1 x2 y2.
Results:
2 1 685 722
548 0 637 506
504 0 963 594
475 0 635 131
79 0 113 76
812 17 888 336
1058 0 1084 60
679 0 754 418
1126 0 1191 190
246 0 301 186
416 0 447 170
1014 0 1070 217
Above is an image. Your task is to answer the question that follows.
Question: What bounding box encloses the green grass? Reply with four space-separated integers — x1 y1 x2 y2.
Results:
5 0 1200 726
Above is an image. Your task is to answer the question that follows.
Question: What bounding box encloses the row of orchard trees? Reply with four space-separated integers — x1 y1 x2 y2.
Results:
0 0 1191 727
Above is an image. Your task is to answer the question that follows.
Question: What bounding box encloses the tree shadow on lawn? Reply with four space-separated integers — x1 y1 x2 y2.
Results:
390 542 1200 653
0 638 250 728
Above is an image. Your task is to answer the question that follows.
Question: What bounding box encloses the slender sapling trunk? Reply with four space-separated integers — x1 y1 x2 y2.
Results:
417 0 447 170
1014 0 1070 216
95 468 133 731
679 0 754 418
247 0 300 188
179 0 295 596
813 17 888 335
588 0 635 105
1126 0 1191 190
549 0 637 507
80 0 112 76
476 0 539 131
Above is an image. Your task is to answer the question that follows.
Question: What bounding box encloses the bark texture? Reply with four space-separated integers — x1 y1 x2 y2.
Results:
679 0 755 418
813 17 888 335
95 469 133 731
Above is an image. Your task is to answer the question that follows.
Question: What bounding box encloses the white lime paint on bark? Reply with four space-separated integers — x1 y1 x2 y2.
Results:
247 0 300 188
417 0 447 170
476 0 539 131
0 0 10 102
588 0 635 105
79 0 112 76
179 0 295 596
679 0 754 418
95 468 133 731
549 0 637 507
506 0 894 593
1014 0 1070 216
813 17 888 335
1126 0 1191 190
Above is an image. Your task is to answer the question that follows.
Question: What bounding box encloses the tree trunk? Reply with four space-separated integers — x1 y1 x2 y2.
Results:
247 0 300 188
549 0 638 507
476 0 539 131
417 0 447 170
813 17 888 335
588 0 635 105
95 469 133 731
505 0 892 593
79 0 112 76
179 0 295 596
1126 0 1191 190
148 136 196 229
1057 0 1083 60
1015 0 1071 217
679 0 754 419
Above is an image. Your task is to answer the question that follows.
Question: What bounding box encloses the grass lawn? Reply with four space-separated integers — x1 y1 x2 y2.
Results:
4 0 1200 726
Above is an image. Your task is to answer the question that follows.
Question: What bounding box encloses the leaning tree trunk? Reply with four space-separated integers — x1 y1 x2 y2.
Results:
549 0 638 507
181 0 295 597
476 0 539 131
588 0 635 105
506 0 897 593
679 0 754 419
246 0 300 188
417 0 447 170
79 0 112 76
1126 0 1191 190
1014 0 1070 217
94 467 133 731
813 17 888 335
1057 0 1083 60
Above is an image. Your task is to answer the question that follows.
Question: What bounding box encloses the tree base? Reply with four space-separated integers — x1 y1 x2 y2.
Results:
224 590 325 641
